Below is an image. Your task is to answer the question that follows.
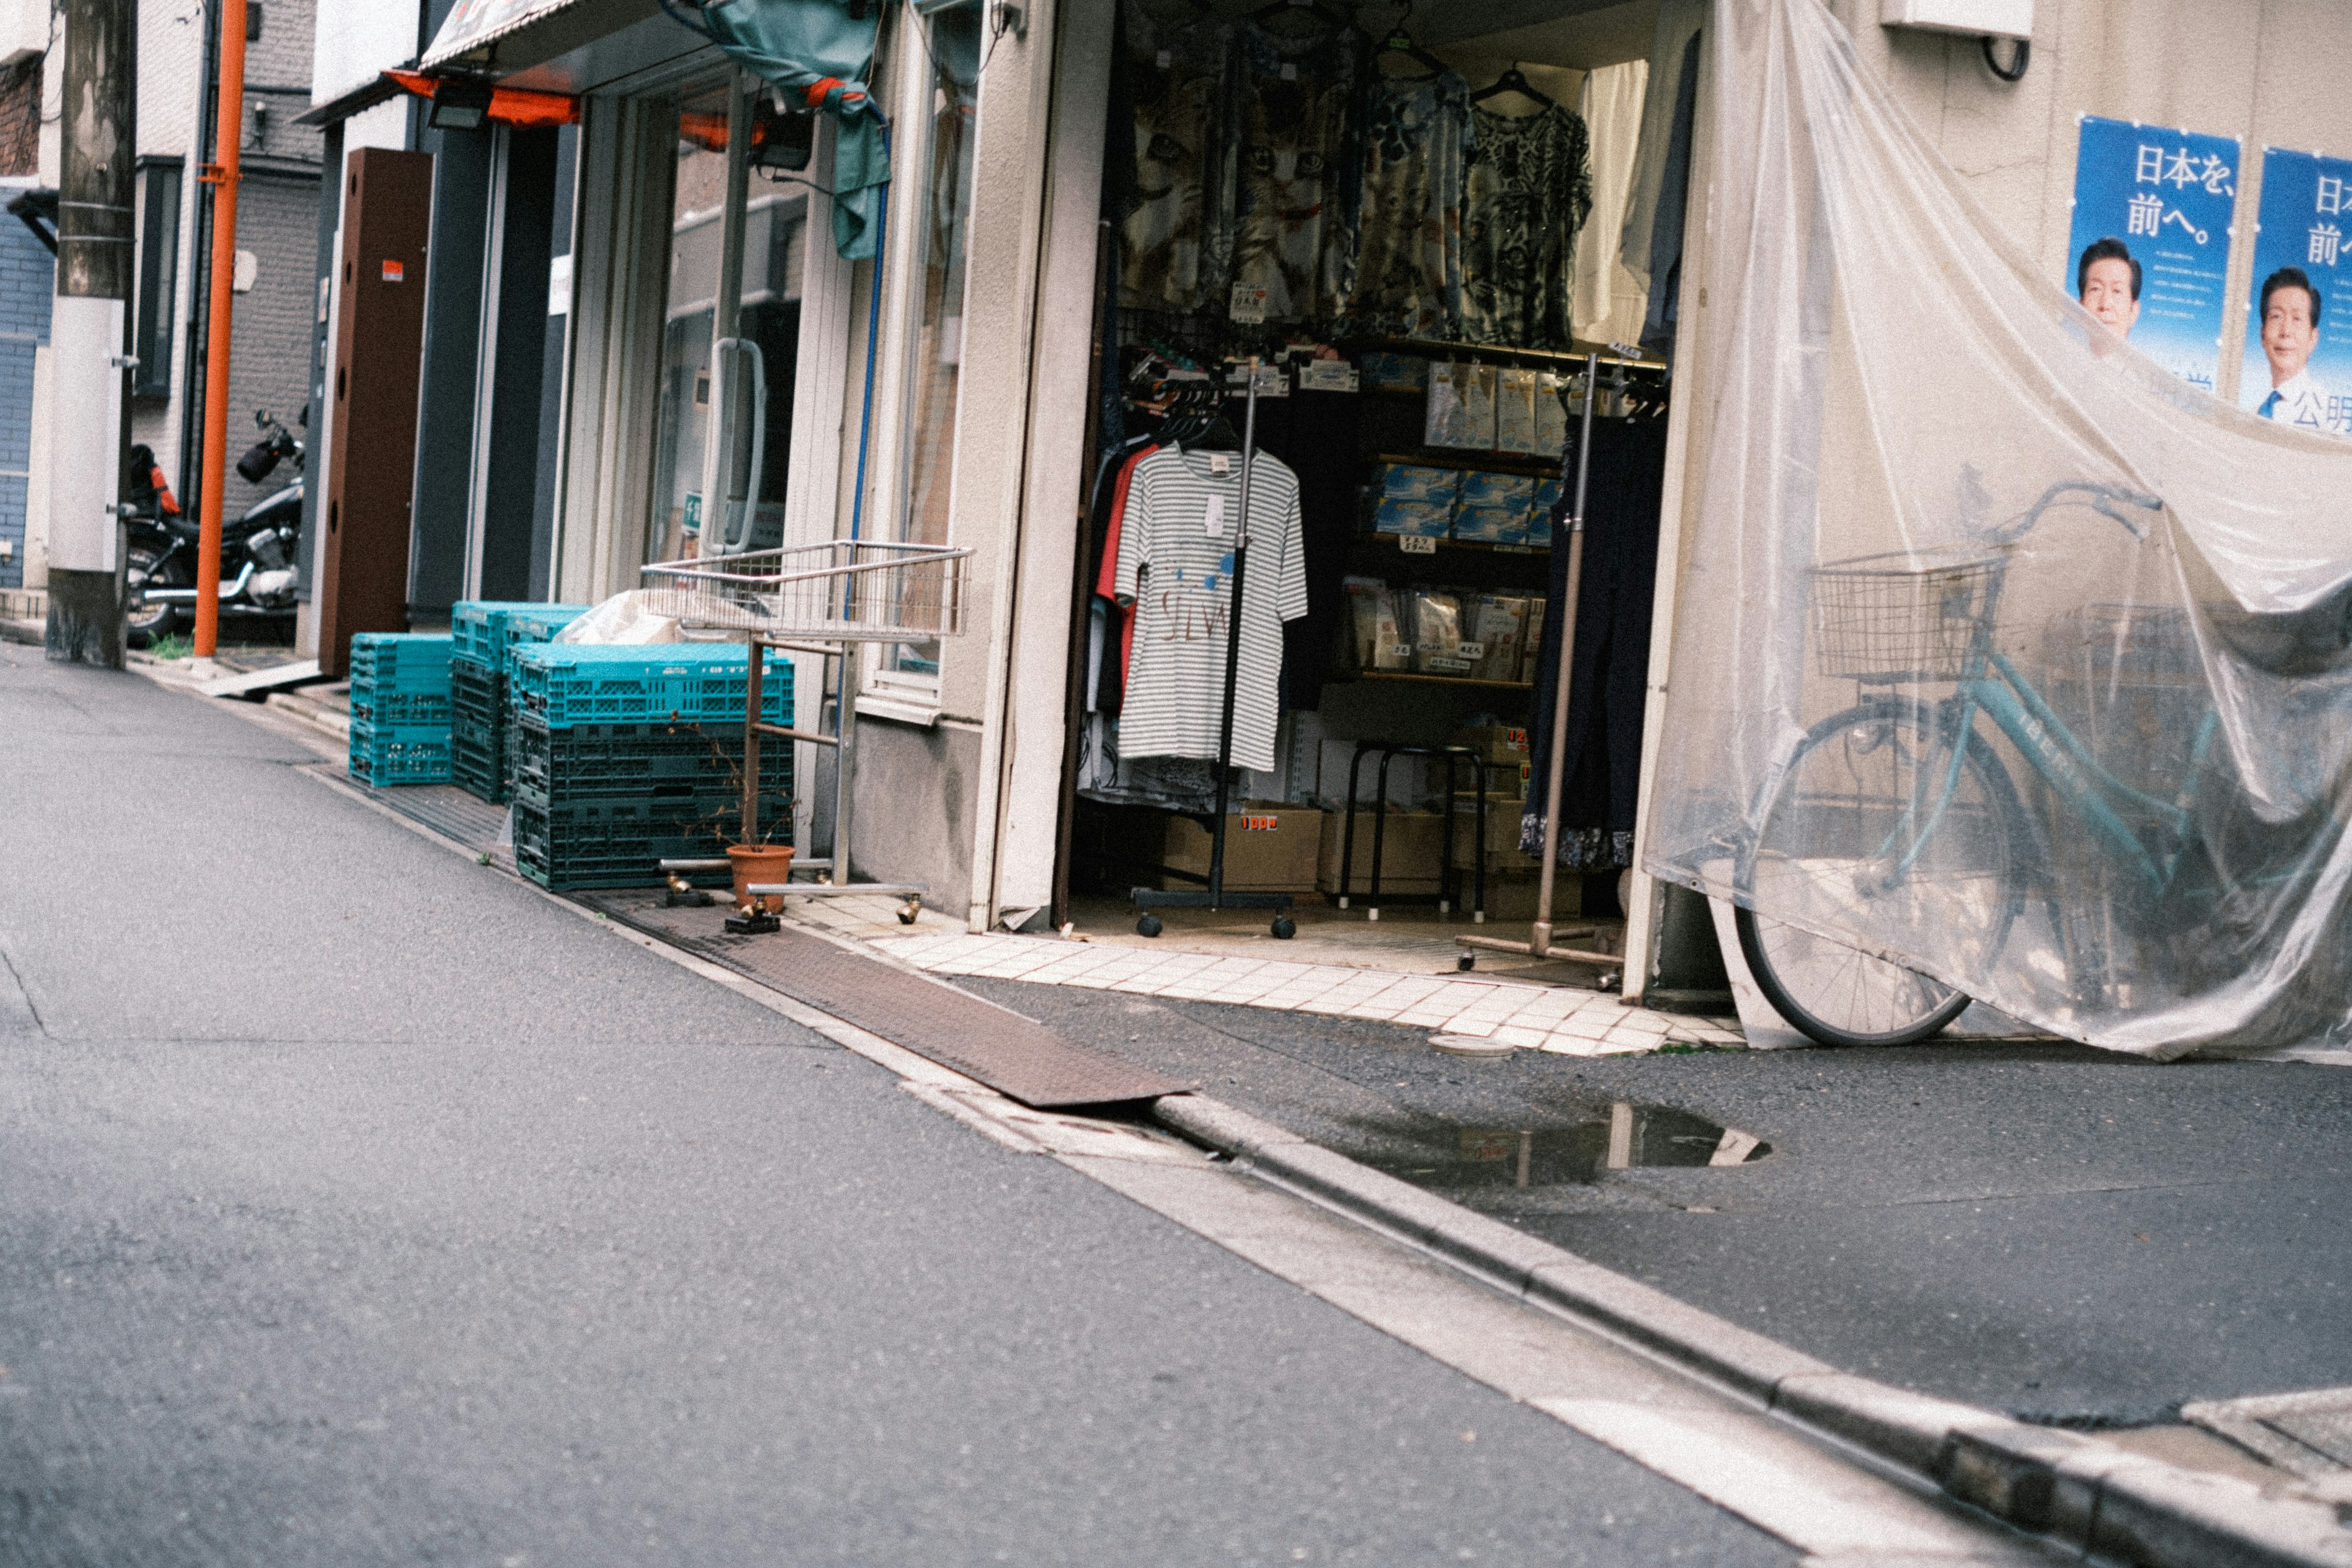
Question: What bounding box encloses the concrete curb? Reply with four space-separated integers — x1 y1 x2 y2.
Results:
1 615 42 646
1152 1094 2352 1568
264 687 350 740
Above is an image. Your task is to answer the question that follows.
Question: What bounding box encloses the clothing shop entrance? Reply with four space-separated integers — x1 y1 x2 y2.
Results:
1056 0 1697 989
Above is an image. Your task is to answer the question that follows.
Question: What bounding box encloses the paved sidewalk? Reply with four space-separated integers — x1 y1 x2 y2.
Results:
873 928 1743 1057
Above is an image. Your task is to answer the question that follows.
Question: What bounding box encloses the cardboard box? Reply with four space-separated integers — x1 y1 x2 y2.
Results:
1317 810 1449 895
1449 791 1537 870
1452 723 1531 767
1161 802 1324 892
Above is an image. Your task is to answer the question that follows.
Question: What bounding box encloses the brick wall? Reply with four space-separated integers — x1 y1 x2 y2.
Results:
0 56 38 176
0 186 51 588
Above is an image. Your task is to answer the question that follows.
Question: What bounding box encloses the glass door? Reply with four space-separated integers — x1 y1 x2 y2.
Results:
646 77 817 565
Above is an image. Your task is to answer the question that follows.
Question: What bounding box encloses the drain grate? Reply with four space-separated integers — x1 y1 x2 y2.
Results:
587 894 1185 1110
2183 1387 2352 1477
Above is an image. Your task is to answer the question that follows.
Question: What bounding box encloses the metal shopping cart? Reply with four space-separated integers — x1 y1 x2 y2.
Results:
642 539 974 931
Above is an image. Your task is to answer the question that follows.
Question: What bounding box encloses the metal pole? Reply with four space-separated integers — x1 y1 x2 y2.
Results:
1205 357 1260 908
191 0 250 658
1531 355 1599 959
42 0 135 667
699 69 751 548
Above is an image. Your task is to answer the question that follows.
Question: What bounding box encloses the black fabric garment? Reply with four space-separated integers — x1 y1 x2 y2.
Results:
1248 386 1365 711
1520 417 1669 870
1640 32 1700 361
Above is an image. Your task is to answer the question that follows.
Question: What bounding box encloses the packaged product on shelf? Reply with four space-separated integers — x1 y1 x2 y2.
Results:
1459 364 1499 450
1374 497 1453 537
1537 371 1571 454
1453 471 1537 543
1519 598 1548 683
1497 367 1541 454
1410 590 1472 676
1424 362 1472 447
1344 579 1415 671
1529 477 1564 548
1466 597 1531 682
1378 462 1462 503
1359 351 1428 392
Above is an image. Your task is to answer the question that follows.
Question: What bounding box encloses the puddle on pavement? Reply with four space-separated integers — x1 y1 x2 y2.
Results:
1348 1102 1771 1190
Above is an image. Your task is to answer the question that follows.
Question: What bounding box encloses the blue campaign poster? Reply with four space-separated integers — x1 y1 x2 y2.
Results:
2065 115 2240 391
2238 148 2352 435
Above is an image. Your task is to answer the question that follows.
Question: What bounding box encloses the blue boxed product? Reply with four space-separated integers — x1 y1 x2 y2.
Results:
1527 478 1564 548
1453 472 1537 544
1378 463 1462 504
1374 497 1454 538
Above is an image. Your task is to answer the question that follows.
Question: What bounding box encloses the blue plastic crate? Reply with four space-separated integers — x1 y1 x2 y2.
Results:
347 633 454 690
509 644 791 727
349 718 452 786
349 689 450 727
512 714 790 802
502 604 593 659
512 786 786 891
453 601 594 668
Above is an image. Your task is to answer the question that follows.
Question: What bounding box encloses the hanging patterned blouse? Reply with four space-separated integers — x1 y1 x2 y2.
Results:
1119 7 1234 314
1219 20 1366 325
1344 67 1472 339
1460 102 1594 350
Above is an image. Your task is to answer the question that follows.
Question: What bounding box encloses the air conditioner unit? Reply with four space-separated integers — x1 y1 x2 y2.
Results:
1882 0 2033 41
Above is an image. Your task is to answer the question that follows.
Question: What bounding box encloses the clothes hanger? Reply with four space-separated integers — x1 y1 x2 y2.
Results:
1374 2 1448 78
1470 62 1555 110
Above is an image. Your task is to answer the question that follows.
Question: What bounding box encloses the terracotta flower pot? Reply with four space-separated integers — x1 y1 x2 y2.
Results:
727 843 795 914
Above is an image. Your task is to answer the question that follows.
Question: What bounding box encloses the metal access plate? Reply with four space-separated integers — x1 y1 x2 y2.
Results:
2183 1387 2352 1477
589 894 1186 1110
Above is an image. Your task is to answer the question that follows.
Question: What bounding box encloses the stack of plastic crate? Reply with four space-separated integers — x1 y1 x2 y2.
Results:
507 643 792 890
499 604 593 794
447 601 590 803
347 633 454 786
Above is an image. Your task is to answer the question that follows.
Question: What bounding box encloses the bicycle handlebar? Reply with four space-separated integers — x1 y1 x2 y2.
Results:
1980 481 2164 546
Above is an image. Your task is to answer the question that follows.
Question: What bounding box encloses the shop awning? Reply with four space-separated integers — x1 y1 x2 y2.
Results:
418 0 659 74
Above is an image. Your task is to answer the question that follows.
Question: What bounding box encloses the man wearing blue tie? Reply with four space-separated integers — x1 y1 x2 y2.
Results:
2253 267 2349 434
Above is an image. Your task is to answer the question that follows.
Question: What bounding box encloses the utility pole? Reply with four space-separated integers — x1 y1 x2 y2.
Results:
192 0 250 658
42 0 135 667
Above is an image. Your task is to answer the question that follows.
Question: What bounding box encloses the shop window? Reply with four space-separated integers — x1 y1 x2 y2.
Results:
132 157 181 400
873 0 980 694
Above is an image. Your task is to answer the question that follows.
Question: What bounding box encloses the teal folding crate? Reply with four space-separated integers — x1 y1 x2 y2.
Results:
511 786 787 891
512 713 791 803
349 717 452 786
453 600 595 669
347 632 453 692
509 643 791 728
449 655 506 802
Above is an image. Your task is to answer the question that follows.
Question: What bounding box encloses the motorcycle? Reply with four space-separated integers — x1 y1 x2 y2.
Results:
128 409 305 644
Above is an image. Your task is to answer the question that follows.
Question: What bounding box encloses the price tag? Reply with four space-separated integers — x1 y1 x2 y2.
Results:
1228 282 1269 325
1458 641 1487 660
1388 643 1415 661
1398 534 1438 555
1297 359 1359 393
1204 496 1226 535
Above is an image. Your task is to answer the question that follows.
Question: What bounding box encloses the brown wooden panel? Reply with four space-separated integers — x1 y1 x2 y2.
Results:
316 148 434 679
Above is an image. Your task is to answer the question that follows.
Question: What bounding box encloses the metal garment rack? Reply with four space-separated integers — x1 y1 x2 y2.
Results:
1457 353 1623 974
641 540 974 933
1131 357 1297 941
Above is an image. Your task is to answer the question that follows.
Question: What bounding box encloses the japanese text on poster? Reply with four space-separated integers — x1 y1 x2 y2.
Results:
2065 115 2239 391
2239 148 2352 436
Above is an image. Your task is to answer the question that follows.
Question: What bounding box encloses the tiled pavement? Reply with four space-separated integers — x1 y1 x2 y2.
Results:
867 928 1743 1057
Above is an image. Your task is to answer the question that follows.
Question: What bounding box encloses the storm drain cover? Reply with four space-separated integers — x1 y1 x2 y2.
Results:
586 893 1186 1110
2183 1387 2352 1477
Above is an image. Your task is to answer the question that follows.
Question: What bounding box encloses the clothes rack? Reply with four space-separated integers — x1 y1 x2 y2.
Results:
1131 356 1298 941
1456 352 1621 973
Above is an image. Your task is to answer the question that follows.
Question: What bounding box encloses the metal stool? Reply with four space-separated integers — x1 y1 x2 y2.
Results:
1334 742 1496 922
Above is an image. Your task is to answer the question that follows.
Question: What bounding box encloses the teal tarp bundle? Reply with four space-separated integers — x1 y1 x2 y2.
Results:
695 0 889 258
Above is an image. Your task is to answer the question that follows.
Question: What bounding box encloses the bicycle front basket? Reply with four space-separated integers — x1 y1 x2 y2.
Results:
1809 552 2003 682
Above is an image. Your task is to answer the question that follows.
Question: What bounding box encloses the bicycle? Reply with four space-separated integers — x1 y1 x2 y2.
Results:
1730 480 2269 1047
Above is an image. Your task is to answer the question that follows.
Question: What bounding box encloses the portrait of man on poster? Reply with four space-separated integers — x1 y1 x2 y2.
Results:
2076 237 2143 339
2254 266 2349 435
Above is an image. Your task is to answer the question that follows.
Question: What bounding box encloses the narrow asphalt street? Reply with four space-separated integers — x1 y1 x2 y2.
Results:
972 980 2352 1429
0 653 1811 1562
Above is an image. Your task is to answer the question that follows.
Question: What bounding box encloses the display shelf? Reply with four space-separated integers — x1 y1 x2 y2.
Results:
1328 670 1535 692
1373 449 1562 478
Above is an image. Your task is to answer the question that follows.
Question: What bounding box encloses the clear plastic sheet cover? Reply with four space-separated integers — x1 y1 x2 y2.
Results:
1645 0 2352 1057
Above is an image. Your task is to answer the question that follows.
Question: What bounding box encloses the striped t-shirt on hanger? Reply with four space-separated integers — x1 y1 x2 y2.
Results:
1112 446 1307 776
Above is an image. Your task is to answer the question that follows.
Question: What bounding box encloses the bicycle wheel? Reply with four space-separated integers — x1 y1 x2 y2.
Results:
1735 701 2022 1047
